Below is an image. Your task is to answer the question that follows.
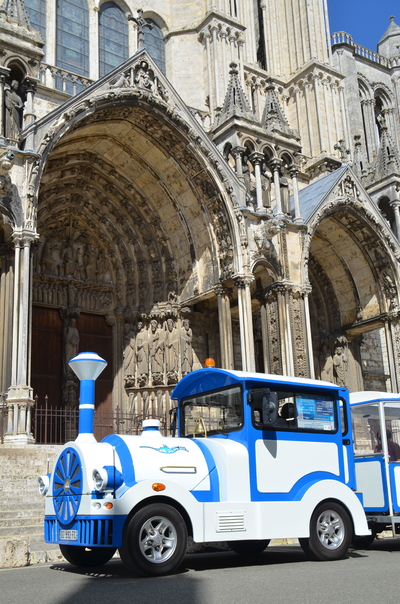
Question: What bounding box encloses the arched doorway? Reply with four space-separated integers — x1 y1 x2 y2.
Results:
308 206 398 392
30 94 238 430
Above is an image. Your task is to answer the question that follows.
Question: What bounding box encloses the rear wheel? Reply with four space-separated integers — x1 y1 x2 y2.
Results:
60 545 116 567
229 540 270 556
300 502 352 561
120 504 187 576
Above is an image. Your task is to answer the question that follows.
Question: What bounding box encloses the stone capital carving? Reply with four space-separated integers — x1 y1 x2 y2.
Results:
234 275 254 289
249 151 265 166
269 158 283 172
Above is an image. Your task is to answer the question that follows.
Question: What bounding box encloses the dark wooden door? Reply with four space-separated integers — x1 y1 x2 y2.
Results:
31 307 113 413
32 306 63 409
76 312 112 414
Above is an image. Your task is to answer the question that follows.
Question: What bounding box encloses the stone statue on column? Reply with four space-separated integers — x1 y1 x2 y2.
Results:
181 318 193 375
136 320 149 387
165 318 179 383
149 319 164 385
4 80 23 140
261 162 271 210
64 317 79 373
123 322 136 377
333 345 347 387
279 169 290 215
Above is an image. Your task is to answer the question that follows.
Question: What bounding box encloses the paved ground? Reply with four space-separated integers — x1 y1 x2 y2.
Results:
2 539 400 604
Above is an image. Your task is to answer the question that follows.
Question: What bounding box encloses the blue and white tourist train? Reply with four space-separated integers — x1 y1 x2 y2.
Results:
38 352 400 575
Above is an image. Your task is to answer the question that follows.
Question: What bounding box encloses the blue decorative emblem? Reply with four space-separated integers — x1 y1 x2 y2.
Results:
139 444 189 454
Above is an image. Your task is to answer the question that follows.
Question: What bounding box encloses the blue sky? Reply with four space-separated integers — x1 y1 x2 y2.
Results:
327 0 399 51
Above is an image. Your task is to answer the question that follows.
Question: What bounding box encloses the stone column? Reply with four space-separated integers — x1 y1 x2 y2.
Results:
312 72 325 153
231 145 246 179
390 191 400 241
339 84 352 158
229 31 237 62
220 28 228 92
211 24 221 108
204 32 215 123
361 101 373 162
0 250 13 393
249 151 265 212
0 67 11 140
303 81 315 157
238 38 245 88
235 276 255 372
289 164 302 223
258 292 269 373
322 79 333 154
385 319 398 393
215 285 228 368
303 289 314 379
270 158 283 217
260 0 269 71
23 78 37 128
331 82 341 150
214 285 234 369
6 231 37 445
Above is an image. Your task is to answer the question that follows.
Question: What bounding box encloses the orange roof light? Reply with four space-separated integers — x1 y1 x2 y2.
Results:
205 358 215 367
152 483 166 492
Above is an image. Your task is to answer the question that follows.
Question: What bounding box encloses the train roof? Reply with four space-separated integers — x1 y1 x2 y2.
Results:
350 391 400 406
171 368 340 400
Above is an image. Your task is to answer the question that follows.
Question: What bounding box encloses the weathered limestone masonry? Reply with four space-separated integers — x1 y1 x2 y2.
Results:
0 445 62 567
0 0 399 521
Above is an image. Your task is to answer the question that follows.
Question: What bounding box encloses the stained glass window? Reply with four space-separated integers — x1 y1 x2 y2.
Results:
25 0 47 45
99 2 129 77
56 0 89 77
144 19 166 75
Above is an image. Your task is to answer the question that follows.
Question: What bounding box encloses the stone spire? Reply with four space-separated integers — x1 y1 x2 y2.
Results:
367 115 400 183
261 78 298 139
0 0 31 30
213 62 256 127
377 16 400 57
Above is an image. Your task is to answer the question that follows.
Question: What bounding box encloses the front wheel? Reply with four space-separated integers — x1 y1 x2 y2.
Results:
119 504 187 576
229 540 270 556
60 545 116 567
300 501 352 561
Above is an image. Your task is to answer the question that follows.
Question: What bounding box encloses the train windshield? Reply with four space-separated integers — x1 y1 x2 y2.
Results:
181 385 243 437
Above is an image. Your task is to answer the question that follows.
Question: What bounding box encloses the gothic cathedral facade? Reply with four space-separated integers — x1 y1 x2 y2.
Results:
1 0 400 443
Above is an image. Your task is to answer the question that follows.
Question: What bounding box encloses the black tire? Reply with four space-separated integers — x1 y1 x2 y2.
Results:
60 544 116 567
119 504 187 576
229 540 270 556
300 501 352 561
351 531 376 549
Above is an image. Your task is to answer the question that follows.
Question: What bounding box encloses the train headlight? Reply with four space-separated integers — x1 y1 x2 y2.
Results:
38 474 50 496
92 468 108 491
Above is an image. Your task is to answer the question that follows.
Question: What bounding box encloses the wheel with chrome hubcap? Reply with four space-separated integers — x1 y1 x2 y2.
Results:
300 501 352 561
120 504 187 576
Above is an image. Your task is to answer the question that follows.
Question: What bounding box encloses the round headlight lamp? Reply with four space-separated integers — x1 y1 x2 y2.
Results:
38 474 50 496
92 468 108 491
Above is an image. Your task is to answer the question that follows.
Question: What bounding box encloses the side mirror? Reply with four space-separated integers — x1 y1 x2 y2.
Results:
262 391 278 425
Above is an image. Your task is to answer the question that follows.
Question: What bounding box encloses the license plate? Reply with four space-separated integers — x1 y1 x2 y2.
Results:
60 529 78 541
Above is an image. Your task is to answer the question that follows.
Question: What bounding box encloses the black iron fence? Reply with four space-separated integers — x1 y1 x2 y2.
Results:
32 395 169 444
